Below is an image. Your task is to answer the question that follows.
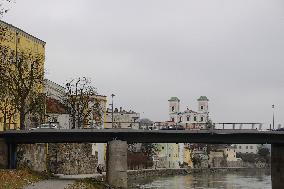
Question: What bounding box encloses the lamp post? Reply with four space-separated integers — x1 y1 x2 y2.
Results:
272 104 275 130
111 94 115 128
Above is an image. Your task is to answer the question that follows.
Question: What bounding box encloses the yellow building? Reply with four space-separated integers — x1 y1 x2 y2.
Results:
0 20 45 131
183 146 193 168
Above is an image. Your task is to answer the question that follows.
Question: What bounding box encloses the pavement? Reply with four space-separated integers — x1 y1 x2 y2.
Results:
23 179 75 189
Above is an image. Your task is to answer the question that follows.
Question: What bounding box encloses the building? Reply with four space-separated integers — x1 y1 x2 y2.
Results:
235 144 259 154
0 20 45 131
104 107 140 129
45 97 70 129
44 79 65 101
156 143 180 168
168 96 210 130
183 145 193 168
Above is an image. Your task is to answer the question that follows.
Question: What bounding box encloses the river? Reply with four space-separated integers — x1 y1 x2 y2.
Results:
128 170 271 189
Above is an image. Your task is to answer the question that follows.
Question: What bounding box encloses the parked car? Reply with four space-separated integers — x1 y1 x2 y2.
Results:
276 127 284 131
30 123 58 130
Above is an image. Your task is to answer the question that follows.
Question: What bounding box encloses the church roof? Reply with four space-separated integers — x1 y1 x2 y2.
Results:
168 97 180 102
197 96 209 101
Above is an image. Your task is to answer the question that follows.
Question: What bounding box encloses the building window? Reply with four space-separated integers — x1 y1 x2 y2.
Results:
250 146 253 149
194 116 197 121
180 117 182 122
172 106 175 111
200 117 204 122
201 106 204 110
172 118 174 122
246 146 248 149
187 116 190 121
239 146 241 149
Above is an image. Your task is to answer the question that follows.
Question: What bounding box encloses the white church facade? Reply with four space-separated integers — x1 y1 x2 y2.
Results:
168 96 210 129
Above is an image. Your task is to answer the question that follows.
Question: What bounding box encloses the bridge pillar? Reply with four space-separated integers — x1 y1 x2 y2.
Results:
0 139 8 168
106 140 128 189
271 144 284 189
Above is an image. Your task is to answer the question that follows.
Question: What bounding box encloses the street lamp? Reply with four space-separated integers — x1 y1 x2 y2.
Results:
272 104 275 130
111 94 115 128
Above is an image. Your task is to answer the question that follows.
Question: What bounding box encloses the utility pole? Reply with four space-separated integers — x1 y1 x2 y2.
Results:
272 104 275 130
111 94 115 128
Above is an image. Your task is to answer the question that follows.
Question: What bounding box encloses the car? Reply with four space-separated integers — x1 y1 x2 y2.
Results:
31 123 58 130
276 128 284 131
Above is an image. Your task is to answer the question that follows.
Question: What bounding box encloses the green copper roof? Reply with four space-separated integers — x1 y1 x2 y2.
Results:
168 97 180 101
198 96 209 101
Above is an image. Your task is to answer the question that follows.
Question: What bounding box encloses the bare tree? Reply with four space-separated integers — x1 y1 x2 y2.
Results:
0 0 14 17
0 48 45 130
64 77 103 129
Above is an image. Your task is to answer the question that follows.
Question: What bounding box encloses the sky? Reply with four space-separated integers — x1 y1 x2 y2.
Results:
2 0 284 126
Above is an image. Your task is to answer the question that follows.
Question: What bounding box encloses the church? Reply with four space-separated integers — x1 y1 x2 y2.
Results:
168 96 210 129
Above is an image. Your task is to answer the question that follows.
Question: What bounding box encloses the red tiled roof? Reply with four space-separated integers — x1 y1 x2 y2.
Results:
46 97 67 114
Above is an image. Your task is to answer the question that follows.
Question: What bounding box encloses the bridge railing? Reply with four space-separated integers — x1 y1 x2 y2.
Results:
213 123 265 130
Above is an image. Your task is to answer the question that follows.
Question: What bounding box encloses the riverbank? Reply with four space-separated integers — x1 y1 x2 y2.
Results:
128 167 270 181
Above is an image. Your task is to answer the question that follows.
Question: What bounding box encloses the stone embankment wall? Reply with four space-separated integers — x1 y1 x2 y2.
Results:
17 143 98 175
128 168 190 179
48 143 98 175
17 144 47 172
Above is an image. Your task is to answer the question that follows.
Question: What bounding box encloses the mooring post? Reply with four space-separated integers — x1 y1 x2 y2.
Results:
0 139 8 168
106 140 128 189
271 144 284 189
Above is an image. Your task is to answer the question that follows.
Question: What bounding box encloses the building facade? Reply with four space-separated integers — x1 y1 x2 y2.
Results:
235 144 259 154
168 96 210 129
105 107 140 129
0 20 45 131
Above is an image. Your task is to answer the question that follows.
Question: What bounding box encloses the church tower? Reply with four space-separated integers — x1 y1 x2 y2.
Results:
168 97 180 114
197 96 209 113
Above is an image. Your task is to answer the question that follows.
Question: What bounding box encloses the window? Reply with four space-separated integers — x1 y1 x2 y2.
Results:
172 106 175 111
194 116 197 121
180 117 182 122
172 118 174 122
239 146 242 149
250 146 253 149
246 146 248 149
200 117 204 122
187 116 190 121
201 106 204 110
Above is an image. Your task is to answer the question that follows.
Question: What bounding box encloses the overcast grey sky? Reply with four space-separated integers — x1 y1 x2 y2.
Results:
2 0 284 126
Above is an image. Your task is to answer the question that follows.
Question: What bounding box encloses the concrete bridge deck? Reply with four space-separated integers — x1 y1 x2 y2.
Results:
0 129 284 144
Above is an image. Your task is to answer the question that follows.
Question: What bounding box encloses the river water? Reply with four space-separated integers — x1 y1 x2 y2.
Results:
128 170 271 189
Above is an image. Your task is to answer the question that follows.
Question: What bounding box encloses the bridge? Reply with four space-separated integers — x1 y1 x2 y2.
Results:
1 129 284 188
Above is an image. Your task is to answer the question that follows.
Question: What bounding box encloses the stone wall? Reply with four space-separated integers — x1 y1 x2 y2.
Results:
16 143 98 175
17 144 47 172
128 168 190 180
48 143 98 175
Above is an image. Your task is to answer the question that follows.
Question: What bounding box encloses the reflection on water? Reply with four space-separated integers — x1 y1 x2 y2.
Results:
129 170 271 189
